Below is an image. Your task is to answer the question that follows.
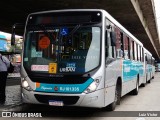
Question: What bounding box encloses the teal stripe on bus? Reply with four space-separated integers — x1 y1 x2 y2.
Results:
35 78 94 93
123 60 144 81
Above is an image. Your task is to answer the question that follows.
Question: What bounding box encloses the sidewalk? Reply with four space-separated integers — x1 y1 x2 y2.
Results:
0 85 22 111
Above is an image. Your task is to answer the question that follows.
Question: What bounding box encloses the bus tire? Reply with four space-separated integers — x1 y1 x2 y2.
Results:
148 73 151 83
107 80 121 111
141 83 145 87
116 82 121 105
107 86 118 111
131 76 139 95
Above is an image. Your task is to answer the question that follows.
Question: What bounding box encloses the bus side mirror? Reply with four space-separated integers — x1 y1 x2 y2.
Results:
110 32 116 46
11 24 16 45
11 23 25 45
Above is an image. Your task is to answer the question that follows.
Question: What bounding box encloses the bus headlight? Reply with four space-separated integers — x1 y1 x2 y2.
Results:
22 79 32 91
22 80 28 88
84 77 101 94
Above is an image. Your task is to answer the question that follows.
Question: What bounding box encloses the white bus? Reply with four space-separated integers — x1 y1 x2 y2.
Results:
12 9 155 110
155 63 160 72
144 48 155 84
152 57 155 78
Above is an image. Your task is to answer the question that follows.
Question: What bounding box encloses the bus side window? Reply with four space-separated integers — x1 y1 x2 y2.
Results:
128 37 131 59
124 35 129 59
152 58 154 65
150 56 152 65
115 27 122 58
105 30 108 58
140 47 143 62
142 48 144 62
139 46 141 62
132 41 135 60
105 30 113 58
110 31 116 58
107 29 112 58
130 39 133 60
120 32 124 58
136 44 139 61
145 55 148 62
134 42 137 61
148 56 150 64
105 19 109 58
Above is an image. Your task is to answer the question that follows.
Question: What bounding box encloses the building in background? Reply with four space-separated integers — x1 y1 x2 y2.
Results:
0 34 7 51
0 31 22 52
0 31 22 77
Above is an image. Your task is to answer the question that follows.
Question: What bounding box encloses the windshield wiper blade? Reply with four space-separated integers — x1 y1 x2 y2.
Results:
68 24 81 36
38 24 57 45
27 24 55 36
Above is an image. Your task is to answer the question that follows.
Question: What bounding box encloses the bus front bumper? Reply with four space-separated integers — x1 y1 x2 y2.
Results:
22 88 105 108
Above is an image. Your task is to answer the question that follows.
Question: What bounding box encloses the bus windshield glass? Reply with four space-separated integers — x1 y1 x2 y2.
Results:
23 11 102 75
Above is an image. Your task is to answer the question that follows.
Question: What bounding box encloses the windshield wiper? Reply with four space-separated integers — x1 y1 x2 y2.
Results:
39 24 57 45
68 24 81 37
28 24 57 45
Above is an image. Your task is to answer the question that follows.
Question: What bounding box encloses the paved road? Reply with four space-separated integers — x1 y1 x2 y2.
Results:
1 73 160 120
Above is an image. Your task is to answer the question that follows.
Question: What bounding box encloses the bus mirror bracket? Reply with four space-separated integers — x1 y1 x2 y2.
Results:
11 23 24 45
110 32 116 46
11 24 16 45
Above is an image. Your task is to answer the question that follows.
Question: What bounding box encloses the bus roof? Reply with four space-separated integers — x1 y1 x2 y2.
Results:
29 9 103 15
102 10 143 46
144 47 152 56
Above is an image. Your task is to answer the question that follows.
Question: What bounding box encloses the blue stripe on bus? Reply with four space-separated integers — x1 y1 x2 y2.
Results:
35 78 94 93
123 60 144 81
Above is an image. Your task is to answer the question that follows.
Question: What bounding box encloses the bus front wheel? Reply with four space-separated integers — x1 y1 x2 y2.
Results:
107 83 121 111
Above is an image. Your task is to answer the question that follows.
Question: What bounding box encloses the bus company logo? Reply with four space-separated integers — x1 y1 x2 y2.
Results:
41 86 52 91
54 86 58 91
2 112 11 117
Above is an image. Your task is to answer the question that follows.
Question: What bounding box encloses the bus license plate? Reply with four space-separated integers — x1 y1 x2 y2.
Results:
49 100 64 106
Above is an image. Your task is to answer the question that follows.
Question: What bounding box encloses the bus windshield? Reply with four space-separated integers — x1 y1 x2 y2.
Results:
23 24 101 74
23 11 102 75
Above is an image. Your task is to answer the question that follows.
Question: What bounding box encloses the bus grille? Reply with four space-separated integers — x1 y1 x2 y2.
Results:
29 76 90 84
34 94 79 105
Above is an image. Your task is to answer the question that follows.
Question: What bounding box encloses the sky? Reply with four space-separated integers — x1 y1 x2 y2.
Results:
154 0 160 40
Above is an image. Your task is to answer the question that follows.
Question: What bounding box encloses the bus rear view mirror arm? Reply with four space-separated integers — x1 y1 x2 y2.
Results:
11 23 25 45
